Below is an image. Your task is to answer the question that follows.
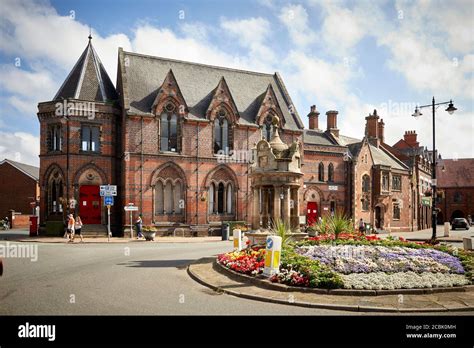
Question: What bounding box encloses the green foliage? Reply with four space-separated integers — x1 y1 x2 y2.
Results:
280 248 344 289
311 213 354 239
270 218 292 245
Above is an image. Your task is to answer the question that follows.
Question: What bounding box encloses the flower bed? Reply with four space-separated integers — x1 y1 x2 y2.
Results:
216 234 473 290
296 245 465 274
217 246 265 275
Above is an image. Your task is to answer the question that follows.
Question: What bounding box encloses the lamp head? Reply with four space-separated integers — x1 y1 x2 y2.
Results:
445 100 457 115
412 106 422 118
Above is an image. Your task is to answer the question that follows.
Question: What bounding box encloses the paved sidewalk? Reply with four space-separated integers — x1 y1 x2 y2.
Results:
379 226 474 242
188 259 474 313
1 235 225 244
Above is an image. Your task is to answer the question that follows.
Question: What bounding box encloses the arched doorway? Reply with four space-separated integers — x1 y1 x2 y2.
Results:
303 187 322 226
74 166 106 225
79 185 101 224
450 210 465 222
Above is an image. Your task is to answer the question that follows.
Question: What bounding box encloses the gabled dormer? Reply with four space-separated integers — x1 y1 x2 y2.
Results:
152 69 188 116
256 84 285 141
205 77 239 123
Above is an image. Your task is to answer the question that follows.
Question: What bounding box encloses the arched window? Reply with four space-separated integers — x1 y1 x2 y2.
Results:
155 181 164 215
217 183 225 213
209 181 234 215
214 109 231 154
160 103 179 152
226 184 233 214
263 115 273 141
362 175 371 193
328 163 334 182
48 171 64 214
164 181 173 214
209 183 215 214
154 179 184 215
318 162 324 182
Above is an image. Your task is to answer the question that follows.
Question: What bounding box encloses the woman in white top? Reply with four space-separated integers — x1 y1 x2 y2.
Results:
73 216 84 242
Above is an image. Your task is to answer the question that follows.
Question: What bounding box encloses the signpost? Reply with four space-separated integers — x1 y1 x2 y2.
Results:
100 185 117 197
101 187 116 242
124 203 138 239
263 236 282 277
104 196 114 242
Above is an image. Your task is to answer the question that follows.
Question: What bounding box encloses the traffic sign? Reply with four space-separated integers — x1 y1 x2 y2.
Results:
100 185 117 196
104 196 114 206
124 206 139 211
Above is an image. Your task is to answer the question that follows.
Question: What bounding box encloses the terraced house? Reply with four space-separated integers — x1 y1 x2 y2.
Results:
37 37 413 236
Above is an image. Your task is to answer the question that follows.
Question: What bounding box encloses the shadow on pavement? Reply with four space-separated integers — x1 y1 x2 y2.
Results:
118 259 194 269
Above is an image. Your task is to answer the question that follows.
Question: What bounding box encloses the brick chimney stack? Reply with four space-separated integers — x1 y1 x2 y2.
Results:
365 109 380 147
404 130 419 148
307 105 320 130
378 118 385 144
326 110 339 137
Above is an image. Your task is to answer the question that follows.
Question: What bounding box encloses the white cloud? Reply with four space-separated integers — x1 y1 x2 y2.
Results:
278 4 316 47
220 17 275 65
0 131 39 166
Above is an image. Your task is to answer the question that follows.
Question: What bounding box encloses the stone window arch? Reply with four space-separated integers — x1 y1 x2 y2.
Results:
160 102 180 152
328 163 334 182
213 108 232 154
47 169 64 214
209 181 235 214
151 163 186 217
318 162 324 182
362 174 371 193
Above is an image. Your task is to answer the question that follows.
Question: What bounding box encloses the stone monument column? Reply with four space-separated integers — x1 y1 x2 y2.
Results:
252 186 260 229
273 185 281 224
282 186 291 225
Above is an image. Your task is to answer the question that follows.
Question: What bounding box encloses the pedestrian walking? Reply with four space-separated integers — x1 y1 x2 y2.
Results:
358 218 365 234
67 214 75 242
73 216 84 243
135 214 143 239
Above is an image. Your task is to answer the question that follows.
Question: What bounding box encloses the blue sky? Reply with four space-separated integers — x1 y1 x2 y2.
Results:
0 0 473 165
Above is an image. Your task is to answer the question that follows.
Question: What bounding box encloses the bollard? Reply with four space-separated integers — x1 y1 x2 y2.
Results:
463 238 473 251
233 229 242 251
263 236 282 277
444 222 450 237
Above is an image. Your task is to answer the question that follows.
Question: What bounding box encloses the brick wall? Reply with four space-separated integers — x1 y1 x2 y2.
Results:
0 163 38 219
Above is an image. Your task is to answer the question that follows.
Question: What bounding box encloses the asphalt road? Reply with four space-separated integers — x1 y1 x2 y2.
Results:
0 240 361 315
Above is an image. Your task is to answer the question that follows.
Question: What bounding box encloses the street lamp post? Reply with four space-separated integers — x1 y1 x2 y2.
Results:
412 97 457 241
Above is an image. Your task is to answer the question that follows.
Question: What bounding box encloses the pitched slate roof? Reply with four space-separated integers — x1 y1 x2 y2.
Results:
0 159 39 180
437 158 474 188
369 144 407 170
337 134 361 146
119 50 304 130
54 38 118 102
303 129 337 145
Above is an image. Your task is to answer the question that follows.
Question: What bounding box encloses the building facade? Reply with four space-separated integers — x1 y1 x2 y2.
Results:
0 159 40 227
437 158 474 224
37 38 414 235
392 130 433 230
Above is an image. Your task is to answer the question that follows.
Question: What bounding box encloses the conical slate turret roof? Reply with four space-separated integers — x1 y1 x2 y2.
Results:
54 37 117 102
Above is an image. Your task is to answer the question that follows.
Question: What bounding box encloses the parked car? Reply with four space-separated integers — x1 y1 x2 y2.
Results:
451 218 470 230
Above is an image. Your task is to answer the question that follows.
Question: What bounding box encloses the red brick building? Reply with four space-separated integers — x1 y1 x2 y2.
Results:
392 131 433 231
0 159 40 227
437 158 474 223
37 38 414 235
